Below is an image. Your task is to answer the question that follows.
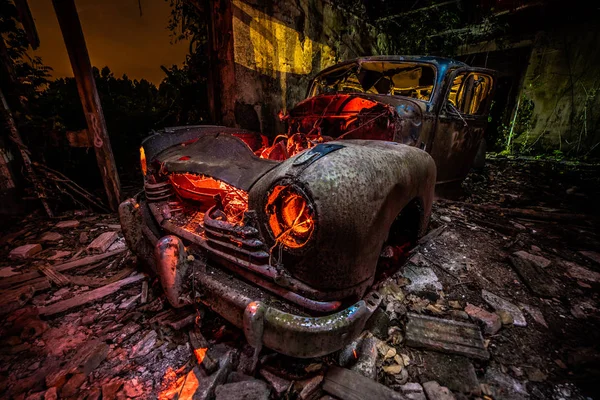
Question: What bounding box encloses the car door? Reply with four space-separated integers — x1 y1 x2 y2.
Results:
428 68 495 184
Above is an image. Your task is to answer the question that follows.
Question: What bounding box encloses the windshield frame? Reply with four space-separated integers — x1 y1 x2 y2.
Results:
307 60 439 104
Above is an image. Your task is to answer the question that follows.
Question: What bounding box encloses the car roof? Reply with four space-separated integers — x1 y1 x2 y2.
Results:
314 55 468 77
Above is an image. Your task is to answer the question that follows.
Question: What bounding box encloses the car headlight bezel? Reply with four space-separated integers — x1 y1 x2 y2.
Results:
265 183 316 250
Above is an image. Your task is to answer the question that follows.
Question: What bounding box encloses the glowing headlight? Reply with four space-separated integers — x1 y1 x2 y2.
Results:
266 185 315 249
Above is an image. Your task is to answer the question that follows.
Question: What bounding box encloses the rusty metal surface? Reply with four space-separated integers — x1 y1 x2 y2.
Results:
154 132 278 191
185 255 381 358
250 140 436 296
298 56 496 184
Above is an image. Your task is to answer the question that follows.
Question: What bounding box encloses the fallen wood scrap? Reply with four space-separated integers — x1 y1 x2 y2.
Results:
189 329 218 373
323 366 407 400
0 286 35 316
437 199 598 225
38 273 145 316
0 248 127 289
64 267 135 288
509 254 561 298
87 231 118 253
417 224 447 246
38 264 70 287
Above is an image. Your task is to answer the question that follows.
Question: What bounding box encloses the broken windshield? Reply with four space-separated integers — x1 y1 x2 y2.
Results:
308 61 437 101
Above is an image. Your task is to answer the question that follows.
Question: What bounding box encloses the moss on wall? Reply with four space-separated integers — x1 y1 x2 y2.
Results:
515 24 600 156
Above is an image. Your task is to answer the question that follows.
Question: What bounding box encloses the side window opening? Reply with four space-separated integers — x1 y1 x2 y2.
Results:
447 72 493 116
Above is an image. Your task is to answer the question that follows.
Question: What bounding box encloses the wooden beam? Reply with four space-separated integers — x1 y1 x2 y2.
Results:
14 0 40 49
51 0 121 211
377 0 460 22
0 248 127 289
39 273 145 316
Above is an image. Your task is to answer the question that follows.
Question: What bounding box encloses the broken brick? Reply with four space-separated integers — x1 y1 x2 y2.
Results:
465 303 501 335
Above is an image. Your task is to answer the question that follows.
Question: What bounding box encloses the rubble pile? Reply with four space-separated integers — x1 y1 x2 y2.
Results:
0 156 599 399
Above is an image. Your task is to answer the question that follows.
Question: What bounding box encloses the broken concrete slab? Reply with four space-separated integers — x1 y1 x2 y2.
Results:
405 313 489 360
215 379 270 400
87 231 119 253
398 382 426 400
481 290 527 327
419 352 480 395
39 232 62 242
403 264 442 293
513 250 551 268
422 381 456 400
55 220 80 229
509 254 561 298
566 262 600 283
9 244 42 260
464 303 501 335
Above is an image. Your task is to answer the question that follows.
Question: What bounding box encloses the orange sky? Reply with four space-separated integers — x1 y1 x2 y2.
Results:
29 0 189 85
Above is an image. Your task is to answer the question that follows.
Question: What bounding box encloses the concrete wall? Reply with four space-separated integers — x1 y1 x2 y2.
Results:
223 0 389 135
515 23 600 154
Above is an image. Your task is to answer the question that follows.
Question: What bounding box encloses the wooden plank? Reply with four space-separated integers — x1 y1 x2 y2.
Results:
51 0 121 210
509 254 560 298
0 248 126 289
38 264 70 287
0 285 35 316
39 273 145 316
87 231 118 253
323 366 407 400
64 266 134 288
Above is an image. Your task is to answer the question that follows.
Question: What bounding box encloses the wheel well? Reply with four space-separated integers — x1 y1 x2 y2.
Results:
386 197 423 246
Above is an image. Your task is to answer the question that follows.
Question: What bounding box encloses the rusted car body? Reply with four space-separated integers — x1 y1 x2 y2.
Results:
288 56 496 183
119 56 494 358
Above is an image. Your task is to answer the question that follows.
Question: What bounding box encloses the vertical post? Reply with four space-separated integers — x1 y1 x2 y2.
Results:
51 0 121 211
206 0 236 127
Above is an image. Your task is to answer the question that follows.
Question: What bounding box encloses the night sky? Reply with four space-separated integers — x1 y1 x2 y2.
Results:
29 0 189 85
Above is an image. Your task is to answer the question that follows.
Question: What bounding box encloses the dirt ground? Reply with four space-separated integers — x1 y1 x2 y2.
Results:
0 156 599 400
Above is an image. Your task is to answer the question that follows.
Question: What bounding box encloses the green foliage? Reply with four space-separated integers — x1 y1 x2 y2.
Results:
496 95 535 154
333 0 504 57
0 0 52 101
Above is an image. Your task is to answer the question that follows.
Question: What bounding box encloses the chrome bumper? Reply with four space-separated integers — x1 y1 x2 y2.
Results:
119 198 382 358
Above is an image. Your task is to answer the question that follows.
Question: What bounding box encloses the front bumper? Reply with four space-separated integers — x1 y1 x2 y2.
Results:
120 198 382 358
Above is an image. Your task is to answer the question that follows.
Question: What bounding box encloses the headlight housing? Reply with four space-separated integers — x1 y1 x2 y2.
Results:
265 185 315 249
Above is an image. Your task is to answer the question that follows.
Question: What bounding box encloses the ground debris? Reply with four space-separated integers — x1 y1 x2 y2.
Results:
9 243 42 259
422 381 456 400
509 253 561 298
405 313 489 360
481 289 527 327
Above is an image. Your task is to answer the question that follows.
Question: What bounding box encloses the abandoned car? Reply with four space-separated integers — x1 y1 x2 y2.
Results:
119 56 495 358
287 56 496 183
